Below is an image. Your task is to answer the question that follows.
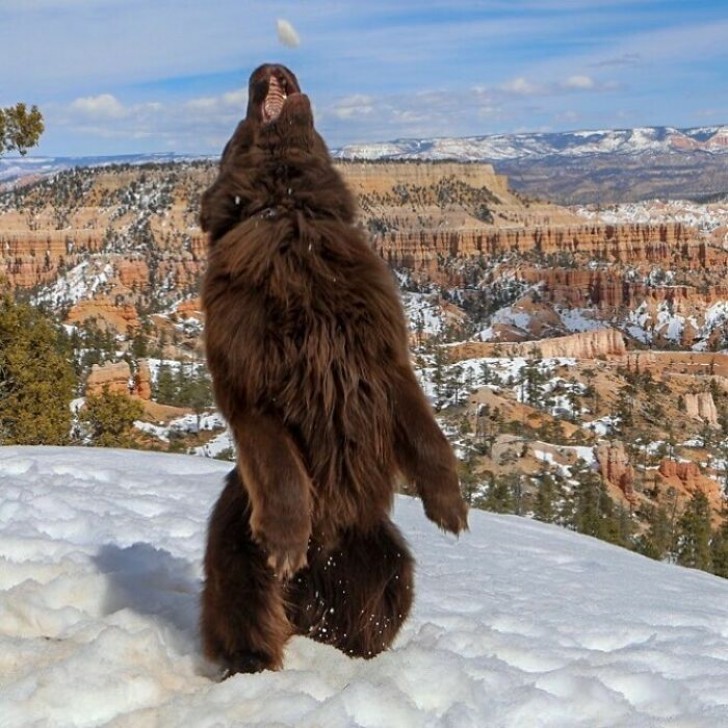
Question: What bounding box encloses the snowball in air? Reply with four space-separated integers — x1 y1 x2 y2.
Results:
277 19 300 48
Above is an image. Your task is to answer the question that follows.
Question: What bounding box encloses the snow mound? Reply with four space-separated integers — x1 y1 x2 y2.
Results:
1 446 728 726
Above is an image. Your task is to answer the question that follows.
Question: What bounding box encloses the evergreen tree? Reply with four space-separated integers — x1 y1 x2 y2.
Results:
154 362 177 403
571 462 602 537
129 326 148 359
483 474 515 514
569 461 628 546
676 491 713 571
0 102 44 155
0 296 76 444
615 383 636 434
178 364 214 421
457 455 483 507
521 351 545 407
533 470 557 524
710 520 728 579
637 505 674 561
80 387 144 447
189 368 214 412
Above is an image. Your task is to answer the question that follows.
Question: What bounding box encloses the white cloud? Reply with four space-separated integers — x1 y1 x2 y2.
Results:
185 90 246 113
498 74 610 99
185 97 221 112
221 90 248 109
331 95 375 120
70 94 126 119
501 77 541 96
563 75 595 90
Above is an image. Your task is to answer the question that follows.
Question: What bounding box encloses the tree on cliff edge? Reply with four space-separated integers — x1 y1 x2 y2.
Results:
0 103 44 156
0 296 76 444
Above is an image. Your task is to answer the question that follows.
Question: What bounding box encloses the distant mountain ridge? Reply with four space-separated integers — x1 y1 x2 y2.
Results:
2 124 726 203
0 152 208 187
334 125 728 204
334 125 728 161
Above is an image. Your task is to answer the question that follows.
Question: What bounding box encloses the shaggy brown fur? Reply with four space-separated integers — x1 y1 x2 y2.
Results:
200 63 468 675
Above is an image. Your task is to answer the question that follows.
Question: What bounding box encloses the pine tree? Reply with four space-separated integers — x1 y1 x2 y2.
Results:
571 462 602 537
710 520 728 579
569 461 627 546
186 368 213 418
534 470 558 523
129 326 148 359
676 491 713 571
637 505 674 561
483 474 515 514
0 103 44 156
80 387 144 447
521 351 545 407
0 296 76 444
154 362 177 404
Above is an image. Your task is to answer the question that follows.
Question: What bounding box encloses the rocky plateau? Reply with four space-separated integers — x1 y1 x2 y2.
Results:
1 156 728 532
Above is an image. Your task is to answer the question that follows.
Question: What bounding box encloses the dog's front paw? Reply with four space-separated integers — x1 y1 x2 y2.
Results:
422 482 470 536
251 511 311 580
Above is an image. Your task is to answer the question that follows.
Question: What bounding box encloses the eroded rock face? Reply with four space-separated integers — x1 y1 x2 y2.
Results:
374 222 697 274
655 458 724 522
450 328 627 361
67 298 141 333
85 360 151 399
683 392 719 426
339 161 511 198
522 269 728 310
658 458 702 483
595 440 636 501
2 161 725 359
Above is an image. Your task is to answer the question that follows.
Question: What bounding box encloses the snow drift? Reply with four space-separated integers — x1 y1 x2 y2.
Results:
1 446 728 727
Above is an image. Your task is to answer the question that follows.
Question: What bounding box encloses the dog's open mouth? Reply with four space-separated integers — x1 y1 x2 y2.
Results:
262 75 289 124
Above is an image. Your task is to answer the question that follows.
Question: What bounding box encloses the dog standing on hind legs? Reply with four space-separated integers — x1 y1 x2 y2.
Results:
200 63 469 675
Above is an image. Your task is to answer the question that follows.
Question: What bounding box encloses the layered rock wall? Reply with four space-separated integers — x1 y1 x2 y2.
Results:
375 222 699 274
338 161 511 198
521 268 728 309
450 327 627 361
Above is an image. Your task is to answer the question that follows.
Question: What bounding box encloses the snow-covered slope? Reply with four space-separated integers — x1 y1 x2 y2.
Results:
0 153 208 186
335 125 728 162
2 447 728 727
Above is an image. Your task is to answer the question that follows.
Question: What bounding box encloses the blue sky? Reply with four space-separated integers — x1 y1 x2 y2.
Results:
1 0 726 156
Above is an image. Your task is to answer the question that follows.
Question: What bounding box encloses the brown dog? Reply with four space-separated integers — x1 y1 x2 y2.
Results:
200 63 468 675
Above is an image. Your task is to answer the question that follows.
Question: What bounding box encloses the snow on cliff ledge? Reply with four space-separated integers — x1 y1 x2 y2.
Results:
2 446 728 727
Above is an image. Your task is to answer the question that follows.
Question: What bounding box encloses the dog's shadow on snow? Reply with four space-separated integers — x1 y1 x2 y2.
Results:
93 542 202 653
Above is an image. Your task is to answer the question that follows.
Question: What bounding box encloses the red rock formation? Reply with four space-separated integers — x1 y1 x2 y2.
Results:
450 328 627 361
86 360 151 399
116 259 149 288
655 458 725 522
374 222 699 274
683 392 719 426
175 297 203 319
522 268 728 310
67 298 141 333
596 441 636 501
658 458 702 489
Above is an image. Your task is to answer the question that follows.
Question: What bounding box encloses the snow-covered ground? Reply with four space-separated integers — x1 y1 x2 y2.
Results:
574 199 728 233
2 446 728 727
